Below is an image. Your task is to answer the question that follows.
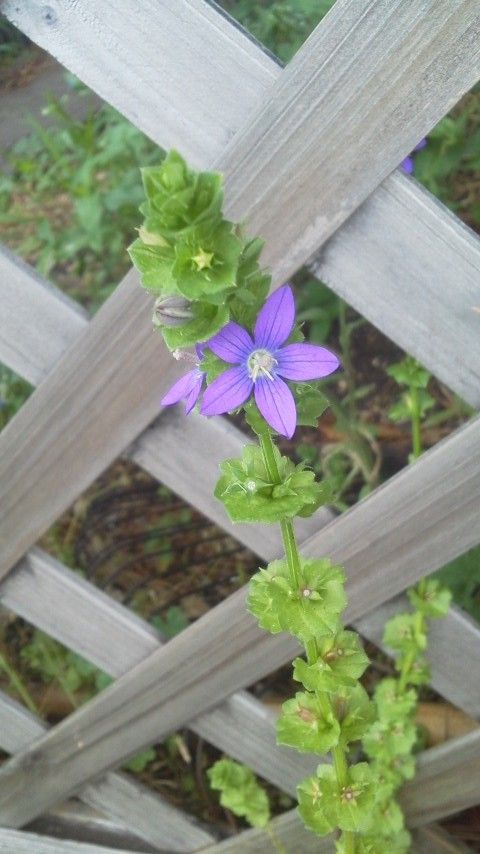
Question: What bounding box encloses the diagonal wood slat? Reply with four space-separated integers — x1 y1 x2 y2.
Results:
0 548 318 796
201 731 480 851
3 3 480 407
0 414 478 825
2 251 480 718
1 0 480 580
0 689 215 853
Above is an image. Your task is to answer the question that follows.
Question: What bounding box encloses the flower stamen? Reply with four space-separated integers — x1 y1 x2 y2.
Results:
247 349 278 382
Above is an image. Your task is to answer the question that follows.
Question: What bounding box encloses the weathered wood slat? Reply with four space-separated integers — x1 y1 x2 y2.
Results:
400 729 480 827
0 414 478 825
202 731 480 852
2 251 480 717
28 802 157 854
0 827 146 854
1 0 480 580
312 173 480 407
0 245 88 386
3 3 480 408
0 688 215 852
0 548 318 796
0 0 278 170
356 595 480 719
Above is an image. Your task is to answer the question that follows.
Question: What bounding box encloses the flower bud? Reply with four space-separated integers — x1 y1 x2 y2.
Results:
152 296 193 328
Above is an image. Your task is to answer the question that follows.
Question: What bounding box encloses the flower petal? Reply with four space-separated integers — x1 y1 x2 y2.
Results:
254 285 295 349
161 368 202 408
254 376 297 439
184 372 204 414
201 367 252 416
401 155 414 174
207 321 253 363
276 343 340 381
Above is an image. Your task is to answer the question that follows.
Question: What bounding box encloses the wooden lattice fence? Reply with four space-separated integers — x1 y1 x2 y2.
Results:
0 0 480 851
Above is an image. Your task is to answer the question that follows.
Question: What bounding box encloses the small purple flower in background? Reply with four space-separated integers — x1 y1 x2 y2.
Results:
200 285 340 438
401 138 427 175
161 345 205 414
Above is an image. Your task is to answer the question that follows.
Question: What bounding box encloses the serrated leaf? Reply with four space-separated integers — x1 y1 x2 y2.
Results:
215 443 331 524
247 557 346 642
207 759 270 828
345 829 411 854
300 763 376 835
407 579 451 618
128 238 177 294
297 766 337 836
161 301 229 350
293 630 369 693
397 654 431 686
333 684 375 747
293 382 330 427
373 678 417 723
276 692 340 753
363 719 418 761
383 613 426 654
387 357 430 389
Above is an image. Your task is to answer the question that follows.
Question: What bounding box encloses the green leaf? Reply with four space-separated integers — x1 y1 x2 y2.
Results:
200 349 229 383
407 579 451 618
293 630 369 693
293 382 330 427
150 606 188 639
247 557 346 642
215 443 331 524
128 238 177 294
297 767 337 837
276 692 340 753
363 719 418 761
387 357 431 389
228 238 271 328
123 747 156 773
396 654 431 686
373 678 417 723
207 759 270 828
162 301 229 350
346 829 411 854
172 222 243 302
299 763 376 835
141 153 224 238
333 684 375 747
383 613 427 654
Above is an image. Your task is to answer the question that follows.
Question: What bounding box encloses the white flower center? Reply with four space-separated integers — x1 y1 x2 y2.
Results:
247 349 277 382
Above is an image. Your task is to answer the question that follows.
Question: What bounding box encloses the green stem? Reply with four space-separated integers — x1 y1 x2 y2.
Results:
338 300 355 418
0 649 40 716
410 385 422 459
398 610 424 693
258 426 355 850
36 636 78 709
265 820 287 854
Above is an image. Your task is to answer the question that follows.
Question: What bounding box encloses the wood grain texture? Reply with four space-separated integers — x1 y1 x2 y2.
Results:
0 271 184 577
400 729 480 827
1 0 480 579
0 688 215 852
4 2 480 410
28 802 157 854
218 0 480 283
0 415 478 825
0 827 146 854
203 732 480 852
0 548 318 797
312 172 480 407
0 245 88 385
356 597 480 719
2 254 480 720
0 0 277 169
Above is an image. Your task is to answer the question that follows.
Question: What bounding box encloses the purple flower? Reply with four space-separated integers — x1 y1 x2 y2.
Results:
401 138 427 175
161 345 205 414
200 285 340 438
